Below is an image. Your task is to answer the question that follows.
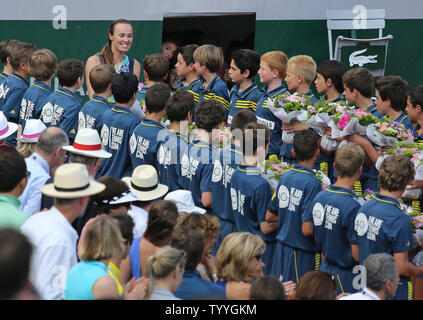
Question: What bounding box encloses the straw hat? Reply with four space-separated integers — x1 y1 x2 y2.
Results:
164 190 206 214
41 163 105 198
62 128 112 158
18 119 46 143
122 165 169 201
0 111 18 140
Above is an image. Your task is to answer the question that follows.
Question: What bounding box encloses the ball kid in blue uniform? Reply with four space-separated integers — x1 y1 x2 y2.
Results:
211 110 257 255
180 99 225 210
193 45 230 122
267 130 322 283
255 51 288 161
280 55 320 165
157 90 193 192
311 143 365 295
19 49 57 131
229 123 277 274
226 49 261 125
98 72 140 178
79 64 115 135
175 44 202 107
0 42 37 146
354 154 423 300
130 83 170 170
0 40 22 86
40 59 84 144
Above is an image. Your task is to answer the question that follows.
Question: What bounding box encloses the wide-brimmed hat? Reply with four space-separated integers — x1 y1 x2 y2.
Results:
62 128 112 159
164 190 206 214
122 165 169 201
18 119 46 143
41 163 105 199
0 111 18 140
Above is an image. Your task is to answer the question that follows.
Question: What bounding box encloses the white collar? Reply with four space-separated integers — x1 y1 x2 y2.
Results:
362 288 382 300
48 206 78 241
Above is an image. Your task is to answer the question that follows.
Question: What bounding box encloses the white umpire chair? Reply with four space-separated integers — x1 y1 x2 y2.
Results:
326 8 393 77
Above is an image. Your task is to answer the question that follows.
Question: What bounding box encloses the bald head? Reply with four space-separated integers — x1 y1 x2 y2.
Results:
36 127 69 155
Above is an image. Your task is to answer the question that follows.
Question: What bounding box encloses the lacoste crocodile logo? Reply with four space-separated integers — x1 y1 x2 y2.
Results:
349 48 378 67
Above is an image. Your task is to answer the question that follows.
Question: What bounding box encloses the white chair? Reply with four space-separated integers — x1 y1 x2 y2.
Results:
326 8 393 77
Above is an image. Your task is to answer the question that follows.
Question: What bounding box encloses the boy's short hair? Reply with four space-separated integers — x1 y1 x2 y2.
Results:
89 64 116 94
179 44 199 66
342 68 374 98
334 143 365 178
0 150 27 193
230 109 257 131
375 76 409 112
260 51 288 79
193 44 224 73
287 55 317 84
8 42 37 71
293 130 318 161
241 122 271 157
0 39 22 65
165 89 194 122
194 100 225 132
28 49 57 82
57 59 84 87
250 275 286 300
143 54 169 82
111 72 139 104
145 82 171 113
316 60 347 94
231 49 260 79
409 86 423 108
378 154 414 192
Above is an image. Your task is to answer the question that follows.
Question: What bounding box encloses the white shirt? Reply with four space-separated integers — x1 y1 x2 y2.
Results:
21 206 78 300
339 288 382 300
19 153 51 216
127 205 148 238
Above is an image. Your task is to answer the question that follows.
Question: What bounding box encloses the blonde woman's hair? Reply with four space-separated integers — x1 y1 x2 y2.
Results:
193 45 224 73
176 213 221 241
287 55 317 84
215 232 265 283
78 215 125 261
260 51 288 79
16 142 36 158
143 246 186 299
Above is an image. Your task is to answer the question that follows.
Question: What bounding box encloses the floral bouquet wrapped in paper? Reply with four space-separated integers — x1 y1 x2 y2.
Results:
328 109 379 139
268 93 312 144
366 119 414 147
212 123 232 151
304 101 350 134
260 158 293 190
314 170 331 190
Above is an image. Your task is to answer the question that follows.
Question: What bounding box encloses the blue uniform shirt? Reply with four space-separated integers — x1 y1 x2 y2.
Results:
329 93 347 104
355 194 414 264
230 164 277 242
19 80 53 129
177 76 202 107
41 87 82 142
211 144 243 222
98 104 140 178
0 73 29 120
130 118 166 170
227 82 260 125
78 94 111 134
157 129 190 192
312 185 360 269
255 84 288 157
174 269 226 300
0 72 7 84
180 140 215 209
268 164 322 252
196 75 230 122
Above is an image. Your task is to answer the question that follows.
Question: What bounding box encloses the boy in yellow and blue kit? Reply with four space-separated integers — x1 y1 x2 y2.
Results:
226 49 261 126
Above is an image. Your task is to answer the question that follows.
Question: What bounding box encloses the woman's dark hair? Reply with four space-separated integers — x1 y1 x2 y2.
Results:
110 212 135 245
91 176 131 215
99 19 132 65
0 150 27 193
294 271 337 300
144 200 179 247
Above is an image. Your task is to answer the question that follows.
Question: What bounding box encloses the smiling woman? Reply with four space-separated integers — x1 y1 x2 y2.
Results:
85 19 141 99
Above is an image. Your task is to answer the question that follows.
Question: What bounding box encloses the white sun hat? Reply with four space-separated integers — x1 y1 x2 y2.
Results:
41 163 105 199
62 128 112 159
122 165 169 201
0 111 18 140
18 119 46 143
164 190 206 214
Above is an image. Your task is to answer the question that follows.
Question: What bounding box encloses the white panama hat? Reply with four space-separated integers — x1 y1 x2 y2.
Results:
122 165 169 201
0 111 18 140
62 128 112 159
41 163 105 199
164 190 206 214
18 119 46 143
